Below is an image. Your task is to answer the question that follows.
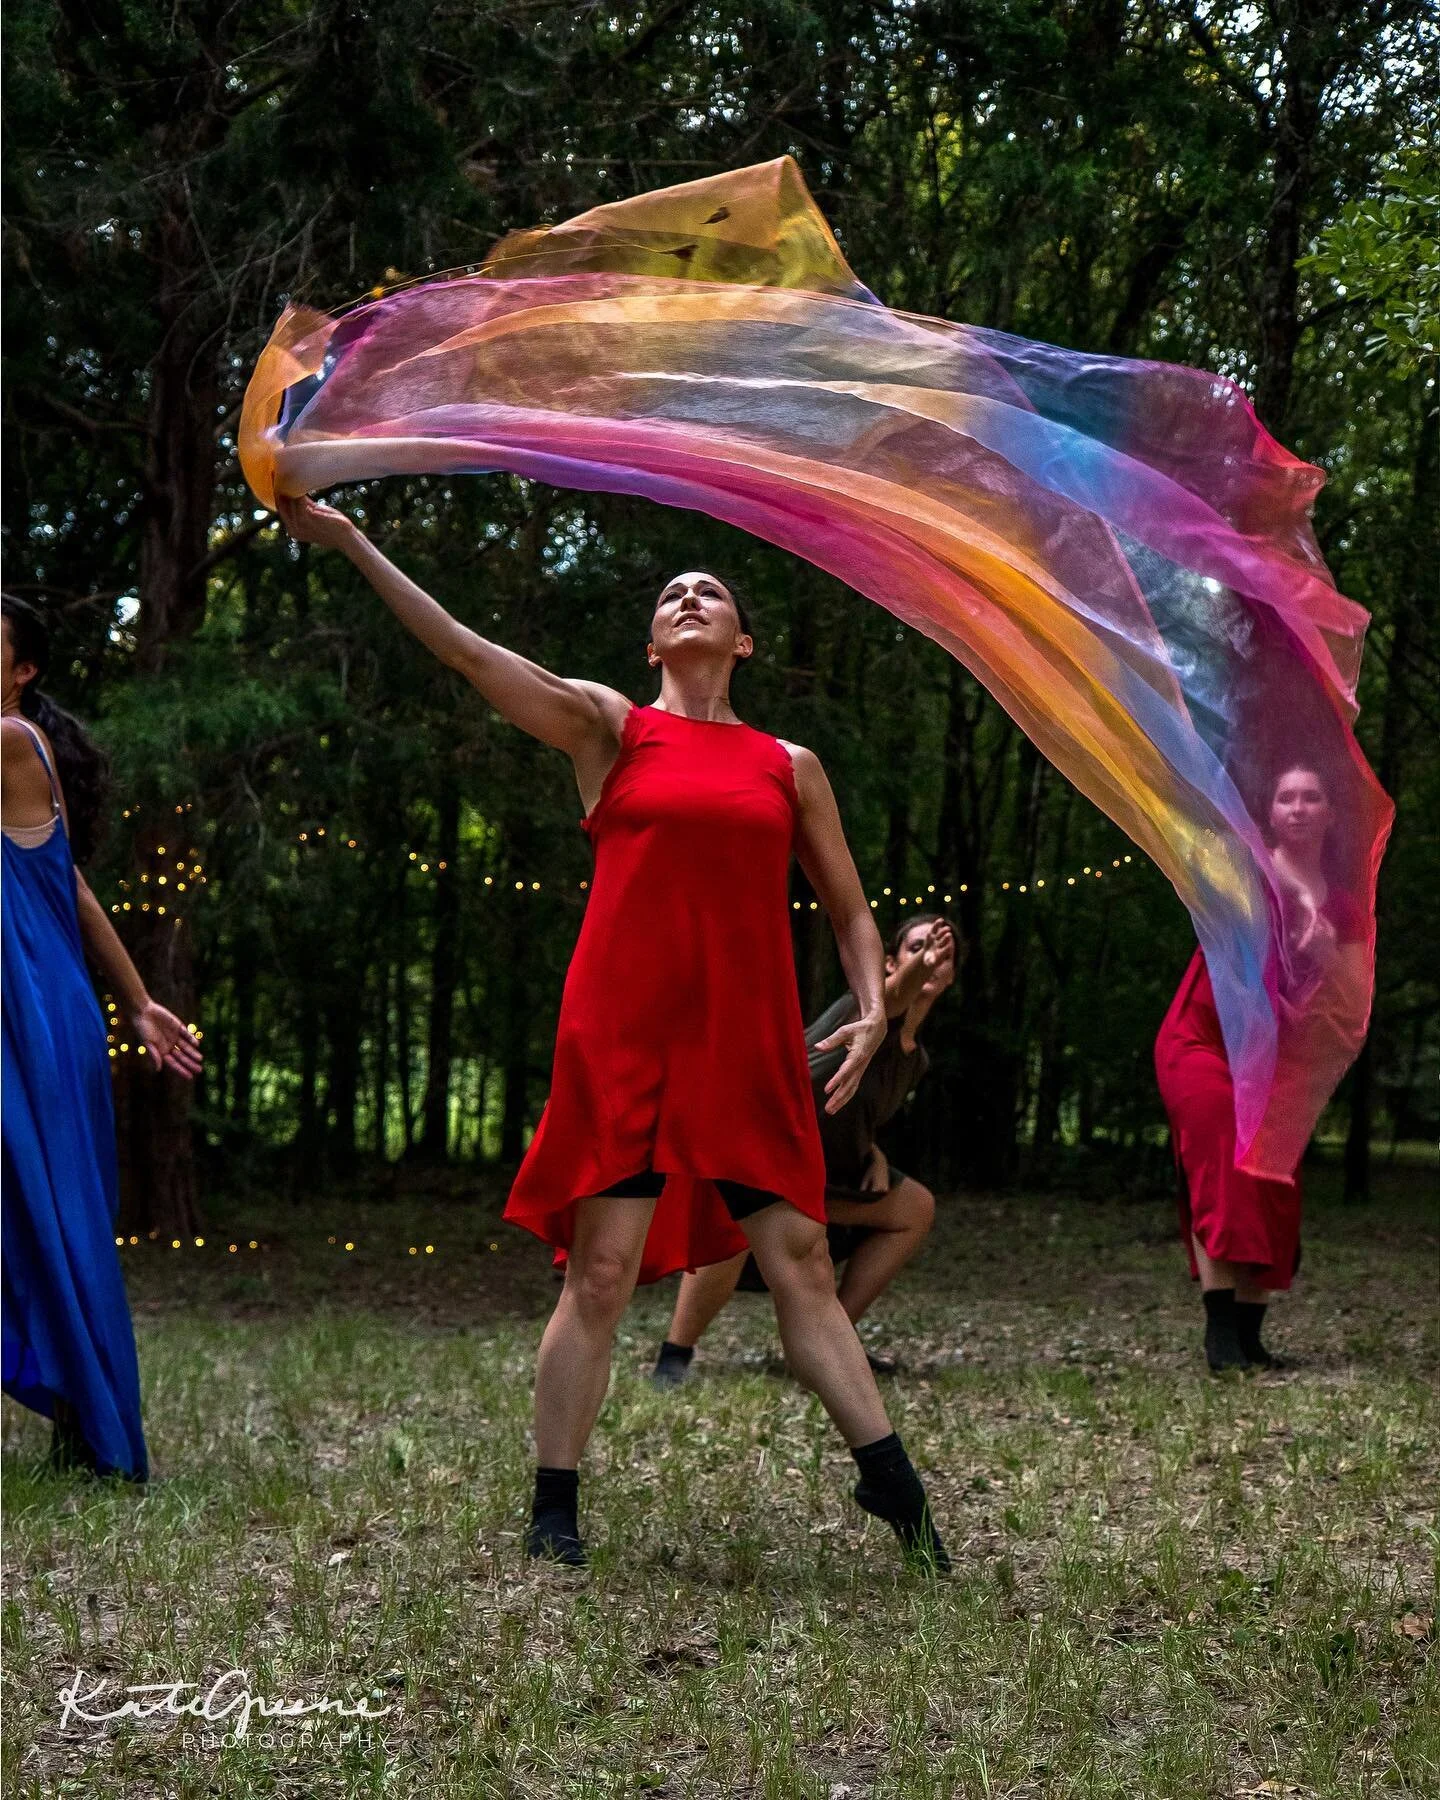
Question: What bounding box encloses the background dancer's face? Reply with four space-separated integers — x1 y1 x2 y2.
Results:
886 915 960 991
1269 765 1333 856
0 615 40 714
647 571 752 673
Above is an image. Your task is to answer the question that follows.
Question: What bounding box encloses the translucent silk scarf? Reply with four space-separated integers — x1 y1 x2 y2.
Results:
240 157 1391 1179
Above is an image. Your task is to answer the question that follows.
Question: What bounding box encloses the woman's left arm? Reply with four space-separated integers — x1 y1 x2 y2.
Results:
73 874 204 1078
787 745 886 1113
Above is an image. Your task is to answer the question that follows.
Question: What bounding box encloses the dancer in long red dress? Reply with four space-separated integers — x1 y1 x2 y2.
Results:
1156 765 1365 1371
279 498 950 1572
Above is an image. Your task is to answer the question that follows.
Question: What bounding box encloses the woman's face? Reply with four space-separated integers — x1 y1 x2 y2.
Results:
887 918 958 984
1 617 40 711
648 572 750 668
2 618 25 708
1270 767 1332 855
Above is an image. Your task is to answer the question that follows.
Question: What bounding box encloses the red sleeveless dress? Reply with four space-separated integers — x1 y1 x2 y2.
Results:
504 704 827 1283
1154 891 1364 1291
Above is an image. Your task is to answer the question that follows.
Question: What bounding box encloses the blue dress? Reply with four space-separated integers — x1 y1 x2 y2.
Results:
2 719 147 1479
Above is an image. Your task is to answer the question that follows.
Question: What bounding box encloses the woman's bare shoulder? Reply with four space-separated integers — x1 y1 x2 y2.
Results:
568 680 635 740
1 714 47 766
777 738 827 789
1 715 58 825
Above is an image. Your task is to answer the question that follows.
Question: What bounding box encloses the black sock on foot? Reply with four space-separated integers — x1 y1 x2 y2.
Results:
526 1466 585 1566
1202 1288 1249 1371
851 1431 951 1572
1235 1301 1277 1366
651 1340 695 1387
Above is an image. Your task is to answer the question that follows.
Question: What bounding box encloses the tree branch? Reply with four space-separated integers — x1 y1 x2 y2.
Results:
188 513 275 582
1187 12 1273 131
39 391 146 437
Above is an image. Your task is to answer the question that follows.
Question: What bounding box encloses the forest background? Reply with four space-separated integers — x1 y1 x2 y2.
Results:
4 0 1437 1238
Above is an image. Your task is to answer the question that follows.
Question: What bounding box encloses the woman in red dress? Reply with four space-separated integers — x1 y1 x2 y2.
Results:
1156 765 1364 1371
280 497 949 1572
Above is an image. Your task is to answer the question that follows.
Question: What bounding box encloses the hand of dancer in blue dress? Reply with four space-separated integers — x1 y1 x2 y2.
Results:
72 873 204 1079
131 1000 204 1077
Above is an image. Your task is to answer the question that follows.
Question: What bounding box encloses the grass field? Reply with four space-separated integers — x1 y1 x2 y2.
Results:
3 1165 1436 1799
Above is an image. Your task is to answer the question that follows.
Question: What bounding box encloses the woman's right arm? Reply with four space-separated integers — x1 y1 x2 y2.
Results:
278 497 626 759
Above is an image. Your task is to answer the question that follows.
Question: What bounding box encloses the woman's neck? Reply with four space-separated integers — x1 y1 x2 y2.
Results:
1275 843 1328 900
651 665 738 722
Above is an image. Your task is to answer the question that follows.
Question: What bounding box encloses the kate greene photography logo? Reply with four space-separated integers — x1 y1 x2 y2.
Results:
57 1667 395 1746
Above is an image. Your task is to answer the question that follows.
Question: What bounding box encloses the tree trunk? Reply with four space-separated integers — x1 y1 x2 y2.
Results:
115 823 200 1236
418 779 462 1160
1343 394 1439 1199
498 807 537 1164
118 188 223 1234
326 993 362 1178
372 961 392 1160
395 953 416 1154
295 980 321 1195
1253 73 1317 436
230 933 257 1131
1343 1039 1374 1204
498 935 531 1166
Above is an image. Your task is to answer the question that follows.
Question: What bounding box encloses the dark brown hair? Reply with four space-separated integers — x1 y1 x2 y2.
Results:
2 594 110 864
888 912 948 957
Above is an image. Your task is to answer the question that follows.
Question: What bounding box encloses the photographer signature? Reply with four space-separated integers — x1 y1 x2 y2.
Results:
57 1668 393 1741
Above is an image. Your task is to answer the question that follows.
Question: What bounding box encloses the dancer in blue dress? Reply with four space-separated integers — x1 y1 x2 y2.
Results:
2 596 201 1479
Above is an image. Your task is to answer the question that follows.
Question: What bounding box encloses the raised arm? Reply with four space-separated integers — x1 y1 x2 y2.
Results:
786 743 886 1112
884 919 956 1018
277 498 630 785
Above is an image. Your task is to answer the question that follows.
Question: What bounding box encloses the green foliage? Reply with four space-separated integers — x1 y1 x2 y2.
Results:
1302 153 1440 377
3 0 1437 1187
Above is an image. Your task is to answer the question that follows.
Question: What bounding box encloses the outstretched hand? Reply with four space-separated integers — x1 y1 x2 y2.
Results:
131 1001 204 1080
276 495 360 553
922 919 956 976
916 919 958 1002
814 1009 887 1114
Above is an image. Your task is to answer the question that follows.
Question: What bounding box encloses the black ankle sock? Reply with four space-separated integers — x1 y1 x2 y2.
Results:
526 1466 585 1566
851 1432 951 1572
1234 1301 1275 1366
1202 1288 1248 1372
651 1339 696 1388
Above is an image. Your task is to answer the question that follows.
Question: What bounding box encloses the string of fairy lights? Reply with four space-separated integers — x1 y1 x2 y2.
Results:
113 1230 505 1259
103 813 1140 1249
101 801 1140 1059
107 804 1140 918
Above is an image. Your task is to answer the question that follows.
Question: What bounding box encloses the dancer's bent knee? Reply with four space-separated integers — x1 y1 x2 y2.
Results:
763 1230 836 1303
565 1248 638 1327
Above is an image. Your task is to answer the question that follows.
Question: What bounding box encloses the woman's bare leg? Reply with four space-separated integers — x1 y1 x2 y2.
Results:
1190 1232 1274 1371
533 1193 655 1467
1191 1234 1271 1304
742 1204 889 1446
743 1201 949 1568
665 1253 749 1349
831 1178 936 1324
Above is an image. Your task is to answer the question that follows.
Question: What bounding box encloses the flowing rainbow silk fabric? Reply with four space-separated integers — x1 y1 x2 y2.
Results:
241 157 1391 1179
